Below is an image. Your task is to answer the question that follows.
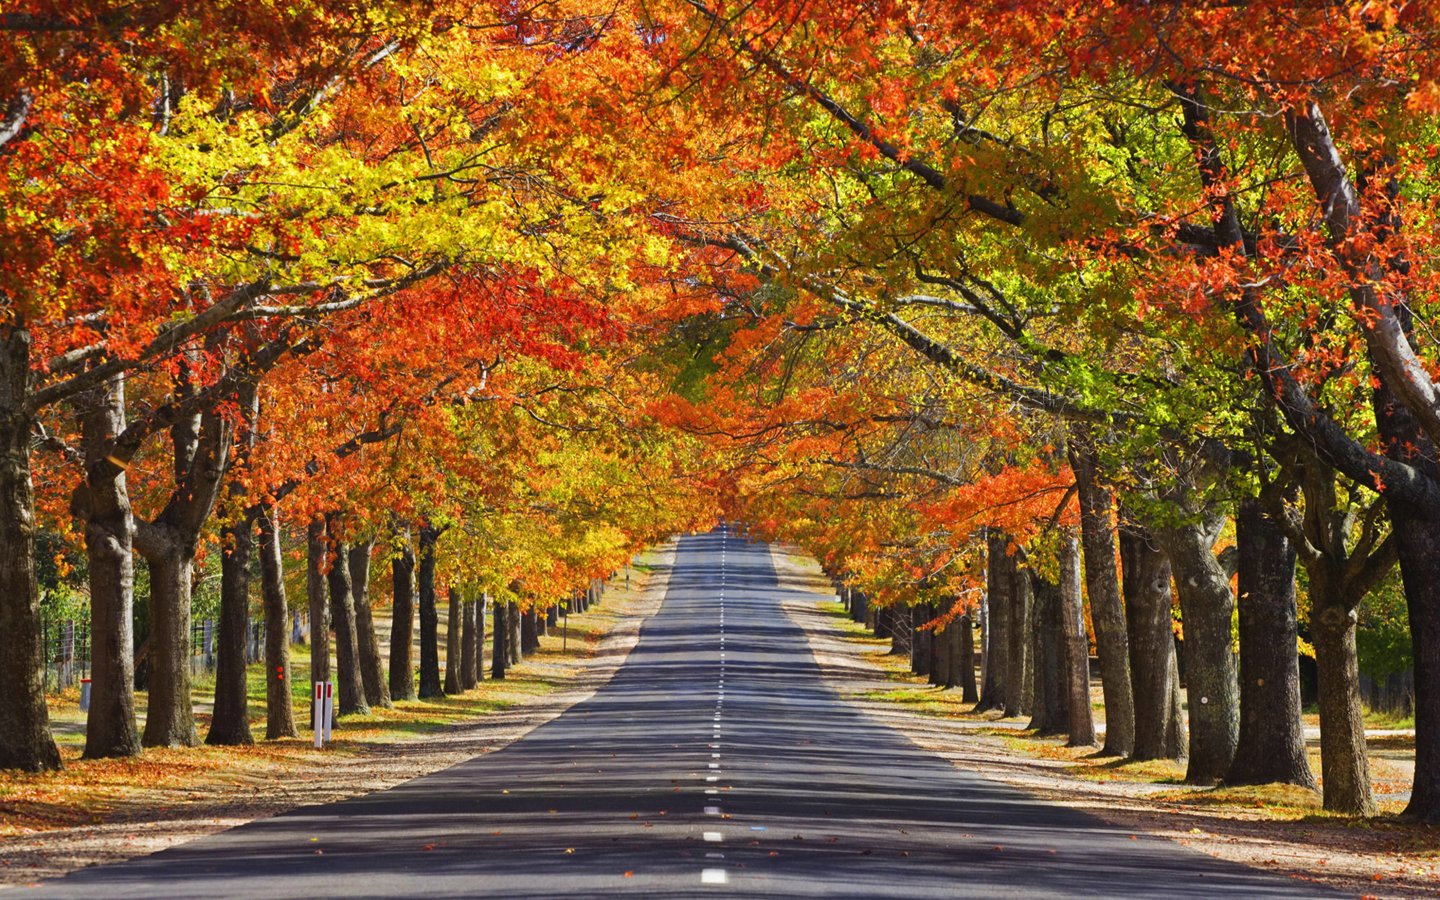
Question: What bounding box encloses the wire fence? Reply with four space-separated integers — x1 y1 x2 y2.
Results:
41 611 310 693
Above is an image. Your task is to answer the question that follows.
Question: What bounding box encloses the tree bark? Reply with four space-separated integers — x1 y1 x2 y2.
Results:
1120 525 1186 761
306 517 330 726
1028 571 1066 735
445 586 462 695
491 599 508 680
326 527 367 717
73 374 140 759
388 531 416 701
137 538 198 747
507 599 522 665
977 532 1011 712
258 506 295 739
1070 430 1134 756
911 605 931 677
417 524 443 698
1152 515 1239 783
0 325 60 771
1226 497 1315 788
207 511 256 745
958 614 978 702
1060 529 1096 747
521 606 539 655
348 538 389 709
460 594 478 690
1006 553 1033 719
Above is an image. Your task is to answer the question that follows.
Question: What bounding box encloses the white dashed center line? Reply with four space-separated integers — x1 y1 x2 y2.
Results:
702 868 729 885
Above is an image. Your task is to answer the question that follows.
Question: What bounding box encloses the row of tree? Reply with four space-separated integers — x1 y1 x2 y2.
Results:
638 2 1440 824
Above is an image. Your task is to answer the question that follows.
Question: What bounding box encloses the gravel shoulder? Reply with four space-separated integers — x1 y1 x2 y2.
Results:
768 542 1440 900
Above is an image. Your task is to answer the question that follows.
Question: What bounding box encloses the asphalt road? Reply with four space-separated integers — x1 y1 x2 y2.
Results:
31 529 1335 898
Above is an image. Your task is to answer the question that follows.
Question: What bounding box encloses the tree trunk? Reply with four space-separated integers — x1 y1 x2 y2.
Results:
1070 430 1134 757
445 587 463 695
933 612 951 688
258 506 295 739
1389 509 1440 822
958 614 978 702
417 524 442 698
491 600 508 680
388 532 416 701
306 517 330 726
207 512 256 745
73 375 140 759
911 605 931 677
1028 572 1066 735
1152 518 1239 783
507 600 522 665
1006 554 1033 718
1308 584 1374 814
977 533 1011 712
477 592 489 681
138 539 198 747
1060 530 1096 747
1226 497 1315 788
1120 525 1186 761
348 539 389 709
521 607 539 655
326 529 367 717
461 594 478 690
0 326 61 771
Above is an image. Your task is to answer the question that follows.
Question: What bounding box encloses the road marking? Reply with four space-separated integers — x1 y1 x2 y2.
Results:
705 852 725 859
709 762 720 768
706 788 719 794
701 869 729 885
704 806 721 815
703 831 723 842
706 775 718 781
712 753 721 758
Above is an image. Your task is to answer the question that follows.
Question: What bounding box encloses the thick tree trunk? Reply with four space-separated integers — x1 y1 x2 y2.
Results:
74 375 140 759
460 594 478 690
1070 431 1134 756
445 587 463 695
521 607 539 655
1120 525 1186 761
388 534 416 701
306 517 330 726
1309 585 1374 814
0 326 62 771
326 531 367 717
1028 572 1066 735
258 507 296 739
1390 510 1440 822
1005 555 1033 719
417 524 442 698
958 614 978 702
977 533 1011 712
139 540 198 747
1059 530 1096 747
508 600 522 664
1226 498 1315 788
1152 518 1239 783
477 592 489 680
491 600 508 680
207 513 256 745
349 539 389 709
911 605 931 677
874 600 892 639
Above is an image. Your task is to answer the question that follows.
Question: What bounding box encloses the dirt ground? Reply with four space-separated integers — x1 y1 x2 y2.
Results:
769 543 1440 900
0 541 675 889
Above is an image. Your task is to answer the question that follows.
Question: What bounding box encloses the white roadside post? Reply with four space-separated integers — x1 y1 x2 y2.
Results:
323 681 334 743
313 682 324 748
